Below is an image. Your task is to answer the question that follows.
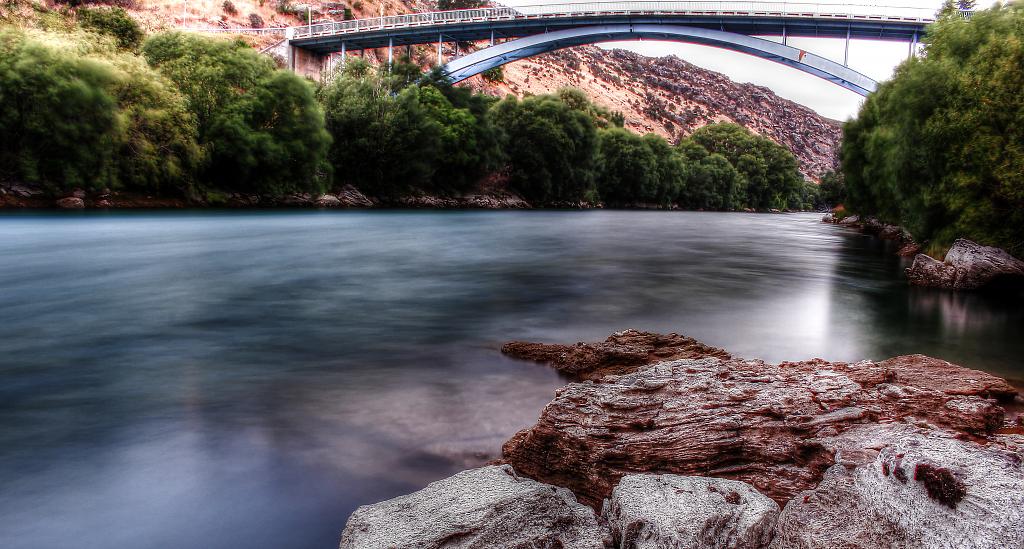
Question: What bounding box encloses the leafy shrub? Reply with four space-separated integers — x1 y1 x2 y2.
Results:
248 13 264 28
222 0 237 15
78 6 143 50
481 66 503 83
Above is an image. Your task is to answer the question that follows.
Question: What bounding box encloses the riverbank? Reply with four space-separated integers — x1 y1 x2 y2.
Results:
822 212 1024 292
0 180 808 212
341 330 1024 548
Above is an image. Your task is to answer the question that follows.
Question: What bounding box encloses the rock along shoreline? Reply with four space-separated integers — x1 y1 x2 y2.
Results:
821 213 1024 291
0 181 813 212
339 330 1024 549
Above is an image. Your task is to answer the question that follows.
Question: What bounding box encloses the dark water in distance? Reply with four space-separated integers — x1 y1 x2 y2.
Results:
1 210 1022 549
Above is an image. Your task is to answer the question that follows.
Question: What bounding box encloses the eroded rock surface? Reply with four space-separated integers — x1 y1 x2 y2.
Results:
501 329 731 380
338 465 607 549
56 197 85 209
770 426 1024 549
604 474 779 549
502 339 1017 508
906 238 1024 291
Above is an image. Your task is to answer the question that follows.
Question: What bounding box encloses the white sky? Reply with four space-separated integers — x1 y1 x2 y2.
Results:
498 1 981 120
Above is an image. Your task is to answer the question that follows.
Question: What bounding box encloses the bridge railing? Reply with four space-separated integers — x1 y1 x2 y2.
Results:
507 1 935 19
292 7 520 38
289 1 938 39
190 1 941 38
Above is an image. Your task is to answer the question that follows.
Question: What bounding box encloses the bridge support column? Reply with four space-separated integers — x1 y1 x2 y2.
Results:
437 33 443 65
388 37 394 70
490 29 495 46
909 31 918 58
782 23 787 46
341 41 346 68
285 27 295 71
844 26 850 66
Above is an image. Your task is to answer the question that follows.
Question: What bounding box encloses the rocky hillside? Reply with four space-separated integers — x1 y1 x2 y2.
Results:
474 47 842 179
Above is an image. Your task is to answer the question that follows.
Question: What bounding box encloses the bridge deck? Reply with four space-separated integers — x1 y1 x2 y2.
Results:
286 2 934 53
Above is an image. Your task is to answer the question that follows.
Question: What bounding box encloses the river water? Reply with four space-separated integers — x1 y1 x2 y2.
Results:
1 210 1021 549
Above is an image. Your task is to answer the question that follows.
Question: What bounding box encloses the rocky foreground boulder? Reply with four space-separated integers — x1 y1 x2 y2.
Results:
339 331 1023 548
771 425 1024 549
906 238 1024 291
604 474 779 549
502 333 1016 507
338 464 607 549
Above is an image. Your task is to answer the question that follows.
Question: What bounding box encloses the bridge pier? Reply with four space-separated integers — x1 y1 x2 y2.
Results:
284 27 328 79
290 46 328 79
844 27 850 66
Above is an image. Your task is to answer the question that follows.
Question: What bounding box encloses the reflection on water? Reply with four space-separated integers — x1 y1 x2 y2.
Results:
0 211 1021 549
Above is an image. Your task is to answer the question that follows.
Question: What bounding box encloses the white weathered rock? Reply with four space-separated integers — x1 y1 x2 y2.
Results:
603 474 779 549
906 238 1024 290
770 429 1024 549
339 465 607 549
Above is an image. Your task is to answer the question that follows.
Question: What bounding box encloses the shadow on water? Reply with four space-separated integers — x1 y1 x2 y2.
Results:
0 210 1021 549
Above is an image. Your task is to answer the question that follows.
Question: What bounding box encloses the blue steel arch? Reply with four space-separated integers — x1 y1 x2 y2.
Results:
442 24 878 96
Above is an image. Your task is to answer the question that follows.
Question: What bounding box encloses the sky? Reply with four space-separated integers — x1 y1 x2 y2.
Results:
499 0 967 120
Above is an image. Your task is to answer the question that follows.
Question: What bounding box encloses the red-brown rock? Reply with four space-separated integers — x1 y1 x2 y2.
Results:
56 197 85 209
501 329 731 380
501 333 1017 509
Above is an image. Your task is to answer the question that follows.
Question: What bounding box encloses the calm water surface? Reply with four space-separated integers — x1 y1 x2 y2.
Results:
1 211 1021 549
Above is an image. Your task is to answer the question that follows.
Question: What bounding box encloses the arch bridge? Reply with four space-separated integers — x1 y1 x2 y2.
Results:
273 1 940 96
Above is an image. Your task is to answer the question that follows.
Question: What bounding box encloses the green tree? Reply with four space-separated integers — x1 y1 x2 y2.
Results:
207 71 330 195
818 171 846 208
596 128 658 205
690 123 803 210
418 85 500 193
143 32 329 195
320 73 440 196
676 139 742 210
489 91 599 204
0 29 199 193
840 4 1024 253
643 133 686 205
